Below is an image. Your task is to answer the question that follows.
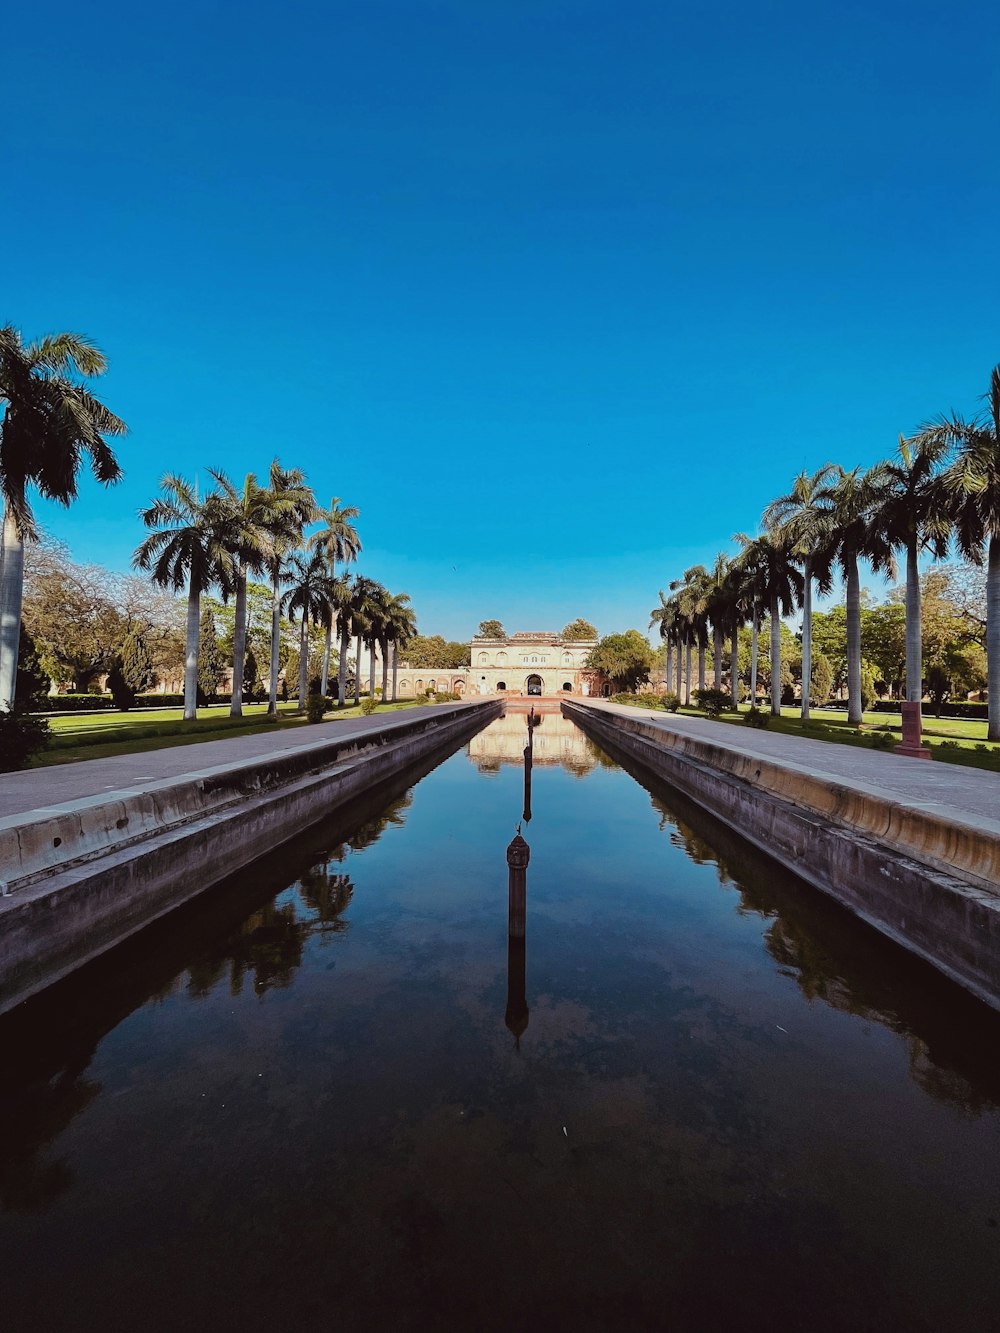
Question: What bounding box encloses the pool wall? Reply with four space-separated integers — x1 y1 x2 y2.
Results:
0 700 500 1016
566 700 1000 1012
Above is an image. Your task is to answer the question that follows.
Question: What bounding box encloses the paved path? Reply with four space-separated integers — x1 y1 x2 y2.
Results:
0 703 480 822
582 701 1000 827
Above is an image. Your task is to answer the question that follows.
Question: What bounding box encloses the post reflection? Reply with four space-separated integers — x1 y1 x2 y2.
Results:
505 830 530 1048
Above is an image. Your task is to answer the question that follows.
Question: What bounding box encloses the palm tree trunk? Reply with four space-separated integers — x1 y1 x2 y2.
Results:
338 619 350 708
392 642 399 702
800 556 812 720
730 625 739 707
905 538 922 703
770 591 781 716
369 640 376 697
665 643 672 692
988 535 1000 742
230 566 247 717
0 499 25 711
354 632 362 705
750 605 759 703
381 638 389 704
298 616 309 708
320 619 333 697
684 636 692 706
845 552 863 726
267 570 281 717
675 639 682 698
697 641 706 692
713 625 722 689
183 580 200 722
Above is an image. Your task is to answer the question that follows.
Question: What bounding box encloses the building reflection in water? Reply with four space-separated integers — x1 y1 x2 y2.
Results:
469 711 597 775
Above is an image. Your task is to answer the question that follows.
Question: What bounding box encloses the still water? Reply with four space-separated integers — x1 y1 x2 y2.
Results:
2 713 999 1331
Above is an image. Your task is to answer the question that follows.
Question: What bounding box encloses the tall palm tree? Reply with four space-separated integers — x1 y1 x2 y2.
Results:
134 476 231 720
330 574 354 708
733 533 769 704
310 497 361 696
348 576 380 705
209 470 275 717
702 553 735 691
671 565 711 698
763 464 840 719
867 435 951 704
0 327 127 709
261 462 316 717
913 365 1000 740
737 530 803 715
281 549 333 709
649 590 676 694
818 467 895 725
365 583 389 699
384 592 417 701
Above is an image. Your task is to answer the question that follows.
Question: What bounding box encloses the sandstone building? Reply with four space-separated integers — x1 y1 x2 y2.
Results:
396 630 609 699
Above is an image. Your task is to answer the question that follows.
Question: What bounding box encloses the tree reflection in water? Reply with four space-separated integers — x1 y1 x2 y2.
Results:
0 775 421 1216
628 757 1000 1117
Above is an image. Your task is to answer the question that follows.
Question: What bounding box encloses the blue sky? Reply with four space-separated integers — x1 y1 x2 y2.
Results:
5 0 999 639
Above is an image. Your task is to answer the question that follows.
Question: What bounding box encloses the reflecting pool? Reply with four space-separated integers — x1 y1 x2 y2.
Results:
2 714 999 1332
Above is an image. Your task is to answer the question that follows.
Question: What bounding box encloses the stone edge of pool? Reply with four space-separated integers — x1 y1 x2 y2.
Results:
565 699 1000 1013
0 699 501 1017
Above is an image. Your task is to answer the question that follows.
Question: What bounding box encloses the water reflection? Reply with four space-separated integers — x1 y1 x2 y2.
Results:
469 710 597 774
0 763 427 1218
505 831 530 1047
589 723 1000 1116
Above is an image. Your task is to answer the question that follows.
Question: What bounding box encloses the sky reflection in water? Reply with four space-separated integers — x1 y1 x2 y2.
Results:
1 715 999 1332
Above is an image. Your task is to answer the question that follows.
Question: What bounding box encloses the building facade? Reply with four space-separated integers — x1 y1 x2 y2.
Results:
396 631 609 699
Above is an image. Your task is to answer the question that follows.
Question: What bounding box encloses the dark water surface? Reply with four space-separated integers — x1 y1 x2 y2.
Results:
2 714 999 1332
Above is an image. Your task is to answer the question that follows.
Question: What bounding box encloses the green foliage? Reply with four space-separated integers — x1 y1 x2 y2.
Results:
243 647 260 703
432 690 460 702
744 705 770 729
105 658 135 710
198 605 223 701
359 695 378 715
0 707 50 770
693 687 733 717
16 624 49 709
404 634 471 667
860 659 879 712
475 619 506 640
587 631 655 692
561 618 598 641
121 628 155 698
305 693 329 722
809 651 834 707
663 691 680 712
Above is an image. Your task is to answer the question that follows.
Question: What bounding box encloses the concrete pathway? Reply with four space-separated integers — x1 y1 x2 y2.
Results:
0 703 478 822
584 701 1000 827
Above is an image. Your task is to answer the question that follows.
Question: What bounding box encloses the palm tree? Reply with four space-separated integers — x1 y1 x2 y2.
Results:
737 530 803 715
0 327 127 709
649 591 675 693
348 576 380 705
733 534 768 704
818 467 895 725
702 553 735 691
671 565 711 698
384 592 416 701
867 435 951 704
261 462 316 717
281 549 333 709
365 583 389 699
309 497 361 696
330 574 354 708
913 365 1000 740
134 475 231 720
209 470 275 717
763 464 840 719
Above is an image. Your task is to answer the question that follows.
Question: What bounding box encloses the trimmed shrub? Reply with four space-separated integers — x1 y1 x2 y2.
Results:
693 687 734 718
360 696 378 716
662 692 680 712
0 708 50 771
305 694 329 723
744 706 770 729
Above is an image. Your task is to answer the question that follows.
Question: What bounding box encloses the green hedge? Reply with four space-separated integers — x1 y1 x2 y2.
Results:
35 693 227 714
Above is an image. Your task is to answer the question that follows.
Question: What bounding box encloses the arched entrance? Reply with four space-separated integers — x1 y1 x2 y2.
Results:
526 674 543 696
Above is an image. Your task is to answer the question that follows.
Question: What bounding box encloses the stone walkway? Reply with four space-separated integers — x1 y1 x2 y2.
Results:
0 703 479 822
584 701 1000 827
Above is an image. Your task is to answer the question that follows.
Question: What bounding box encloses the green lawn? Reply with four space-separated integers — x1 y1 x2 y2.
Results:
641 701 1000 771
32 699 424 767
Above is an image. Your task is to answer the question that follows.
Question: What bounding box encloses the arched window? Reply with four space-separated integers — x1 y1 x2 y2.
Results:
562 681 572 691
497 651 507 665
478 652 489 666
496 680 506 691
